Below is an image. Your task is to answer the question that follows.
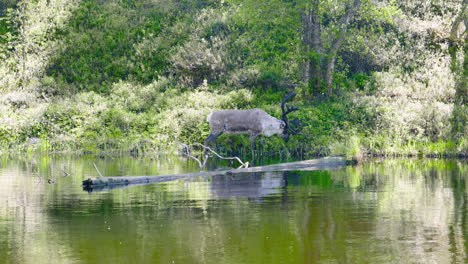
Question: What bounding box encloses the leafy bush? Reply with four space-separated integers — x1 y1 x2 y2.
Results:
171 37 227 86
152 87 253 145
0 0 79 92
0 0 465 158
110 78 170 112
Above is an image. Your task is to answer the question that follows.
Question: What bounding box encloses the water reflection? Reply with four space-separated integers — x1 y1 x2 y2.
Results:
210 172 287 199
0 156 466 263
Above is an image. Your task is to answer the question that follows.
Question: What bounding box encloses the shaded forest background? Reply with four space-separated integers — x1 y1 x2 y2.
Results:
0 0 466 158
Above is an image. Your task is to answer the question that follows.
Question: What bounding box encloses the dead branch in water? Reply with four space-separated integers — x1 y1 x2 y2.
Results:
180 143 248 170
179 143 207 169
61 168 70 177
93 162 104 177
82 157 347 190
193 143 248 169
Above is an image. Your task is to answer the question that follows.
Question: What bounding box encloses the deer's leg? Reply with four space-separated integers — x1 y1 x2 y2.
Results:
249 133 258 160
205 132 222 146
204 132 222 158
249 134 258 149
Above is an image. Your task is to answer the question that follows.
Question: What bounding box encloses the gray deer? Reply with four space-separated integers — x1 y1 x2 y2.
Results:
205 93 300 148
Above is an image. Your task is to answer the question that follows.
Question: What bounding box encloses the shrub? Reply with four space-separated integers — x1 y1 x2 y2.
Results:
171 37 227 86
110 78 170 112
151 87 253 145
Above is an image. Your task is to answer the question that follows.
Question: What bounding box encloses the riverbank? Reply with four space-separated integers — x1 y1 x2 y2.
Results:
1 88 466 159
1 1 466 160
1 134 465 160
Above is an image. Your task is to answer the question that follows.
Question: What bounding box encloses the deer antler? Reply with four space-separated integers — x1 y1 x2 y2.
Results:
281 93 300 135
288 118 301 135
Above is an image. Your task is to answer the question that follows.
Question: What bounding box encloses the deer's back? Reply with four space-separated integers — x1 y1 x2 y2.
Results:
207 109 268 134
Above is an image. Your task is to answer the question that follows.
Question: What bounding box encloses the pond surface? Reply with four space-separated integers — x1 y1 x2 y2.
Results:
0 155 466 264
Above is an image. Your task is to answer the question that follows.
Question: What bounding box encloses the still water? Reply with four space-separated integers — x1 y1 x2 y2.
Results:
0 155 466 264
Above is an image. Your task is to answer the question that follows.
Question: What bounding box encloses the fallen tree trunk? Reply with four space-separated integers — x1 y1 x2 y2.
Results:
82 157 346 191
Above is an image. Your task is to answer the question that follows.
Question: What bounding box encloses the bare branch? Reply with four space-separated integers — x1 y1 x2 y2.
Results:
450 0 467 41
180 143 204 169
329 0 362 54
193 143 248 168
93 162 103 178
180 143 248 169
61 168 70 177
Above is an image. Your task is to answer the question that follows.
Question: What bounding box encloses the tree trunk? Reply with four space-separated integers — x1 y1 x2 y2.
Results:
325 56 336 96
300 9 311 97
324 0 361 95
83 157 347 190
301 1 323 97
458 30 467 106
449 0 467 72
309 8 323 96
301 0 361 98
449 0 467 138
451 41 467 139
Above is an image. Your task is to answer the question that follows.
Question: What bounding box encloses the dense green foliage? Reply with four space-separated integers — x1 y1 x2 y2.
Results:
0 0 466 158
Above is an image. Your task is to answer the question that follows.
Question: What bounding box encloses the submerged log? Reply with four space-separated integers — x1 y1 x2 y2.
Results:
82 157 346 190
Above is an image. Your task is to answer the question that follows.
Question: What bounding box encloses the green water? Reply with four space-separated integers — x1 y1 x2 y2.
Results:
0 155 466 264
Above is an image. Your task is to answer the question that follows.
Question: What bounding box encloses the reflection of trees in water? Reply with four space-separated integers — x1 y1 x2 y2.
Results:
1 157 466 263
372 160 467 263
209 171 287 199
0 155 200 264
0 161 76 263
40 160 468 263
289 169 378 263
295 160 467 263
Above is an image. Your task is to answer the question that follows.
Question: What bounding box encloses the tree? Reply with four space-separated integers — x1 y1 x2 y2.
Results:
448 0 467 139
0 0 78 92
300 0 362 97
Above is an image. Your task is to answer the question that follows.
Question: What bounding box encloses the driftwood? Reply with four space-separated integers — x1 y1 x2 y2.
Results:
180 143 248 169
193 143 248 168
82 157 346 191
180 143 209 169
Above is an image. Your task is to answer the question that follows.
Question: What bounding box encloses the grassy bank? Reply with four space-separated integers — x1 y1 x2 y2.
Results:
1 87 465 160
0 1 466 159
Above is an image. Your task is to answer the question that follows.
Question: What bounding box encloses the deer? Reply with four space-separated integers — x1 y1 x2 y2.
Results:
205 93 300 149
